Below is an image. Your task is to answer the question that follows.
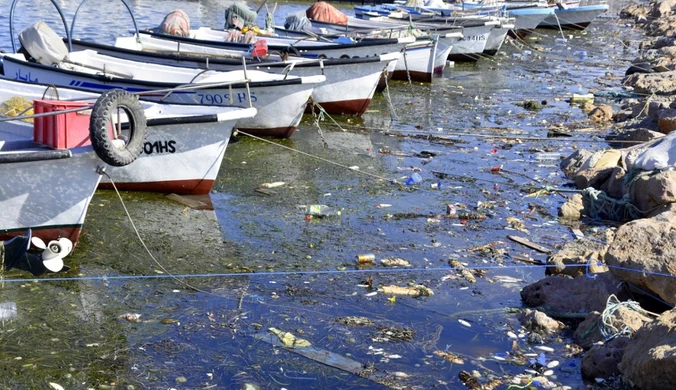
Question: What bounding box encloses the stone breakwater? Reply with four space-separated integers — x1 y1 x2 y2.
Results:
517 2 676 388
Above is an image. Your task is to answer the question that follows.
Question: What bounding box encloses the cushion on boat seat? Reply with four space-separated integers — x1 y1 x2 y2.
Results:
18 21 68 66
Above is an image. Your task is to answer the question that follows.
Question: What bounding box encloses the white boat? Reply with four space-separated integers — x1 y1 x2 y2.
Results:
1 51 320 139
539 4 609 30
507 7 554 38
2 22 321 138
139 28 441 82
0 139 104 245
0 78 257 195
274 17 462 74
0 91 142 245
70 38 399 117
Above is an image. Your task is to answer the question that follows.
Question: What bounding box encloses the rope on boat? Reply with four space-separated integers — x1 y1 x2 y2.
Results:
402 46 415 97
382 68 399 120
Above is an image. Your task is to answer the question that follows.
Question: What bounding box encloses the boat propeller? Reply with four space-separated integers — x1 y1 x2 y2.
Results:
1 229 73 276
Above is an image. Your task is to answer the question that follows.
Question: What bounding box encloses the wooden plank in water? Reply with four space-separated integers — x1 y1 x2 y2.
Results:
507 235 552 254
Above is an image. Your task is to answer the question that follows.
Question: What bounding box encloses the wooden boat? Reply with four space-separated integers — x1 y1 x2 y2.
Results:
70 38 399 116
0 77 257 195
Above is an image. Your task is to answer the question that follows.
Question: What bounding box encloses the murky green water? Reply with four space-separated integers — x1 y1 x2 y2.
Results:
0 1 645 389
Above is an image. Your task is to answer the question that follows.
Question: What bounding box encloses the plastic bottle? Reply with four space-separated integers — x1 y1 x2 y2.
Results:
405 172 423 185
0 302 17 321
306 205 341 217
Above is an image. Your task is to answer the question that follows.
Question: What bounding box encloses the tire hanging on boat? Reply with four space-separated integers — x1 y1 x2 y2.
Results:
89 89 146 167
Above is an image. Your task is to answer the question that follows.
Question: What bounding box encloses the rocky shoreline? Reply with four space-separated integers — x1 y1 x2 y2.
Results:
517 1 676 388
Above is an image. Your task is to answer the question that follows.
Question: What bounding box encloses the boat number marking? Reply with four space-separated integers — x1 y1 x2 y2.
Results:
198 92 257 105
142 140 176 155
460 35 486 41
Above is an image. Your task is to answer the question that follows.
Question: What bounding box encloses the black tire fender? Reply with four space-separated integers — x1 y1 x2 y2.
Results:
89 89 146 167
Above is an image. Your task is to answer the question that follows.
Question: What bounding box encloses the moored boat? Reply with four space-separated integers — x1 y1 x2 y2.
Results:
0 77 257 195
70 38 399 117
539 4 610 30
0 91 142 245
2 22 322 138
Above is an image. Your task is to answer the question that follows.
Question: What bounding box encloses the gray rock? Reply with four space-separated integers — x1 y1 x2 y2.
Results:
520 273 631 316
624 70 676 95
546 231 612 277
518 309 564 334
559 193 584 220
605 215 676 305
581 337 629 379
619 308 676 389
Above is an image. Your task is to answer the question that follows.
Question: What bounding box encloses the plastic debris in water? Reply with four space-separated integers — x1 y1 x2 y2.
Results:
535 345 555 352
458 319 471 327
119 313 141 322
260 181 286 188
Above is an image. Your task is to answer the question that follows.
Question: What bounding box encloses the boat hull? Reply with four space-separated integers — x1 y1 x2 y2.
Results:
106 37 396 116
507 8 553 38
539 5 609 30
392 40 437 82
0 78 254 194
447 24 492 62
0 146 101 244
2 57 308 138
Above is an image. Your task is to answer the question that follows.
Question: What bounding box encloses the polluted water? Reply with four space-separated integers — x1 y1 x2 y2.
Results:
0 0 645 389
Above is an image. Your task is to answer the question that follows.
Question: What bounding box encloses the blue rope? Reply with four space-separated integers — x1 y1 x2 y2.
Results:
1 263 675 284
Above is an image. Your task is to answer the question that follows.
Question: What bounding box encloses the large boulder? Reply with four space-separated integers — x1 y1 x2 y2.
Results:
605 216 676 305
546 231 613 277
650 0 676 18
599 167 627 199
518 309 564 334
619 308 676 389
588 104 613 123
574 308 653 349
624 70 676 95
560 149 593 179
628 170 676 214
619 3 648 19
658 108 676 133
559 193 585 219
581 337 629 379
646 14 676 36
520 273 631 315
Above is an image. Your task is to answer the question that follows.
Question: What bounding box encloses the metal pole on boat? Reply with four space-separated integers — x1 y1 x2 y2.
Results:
242 57 252 108
10 0 72 52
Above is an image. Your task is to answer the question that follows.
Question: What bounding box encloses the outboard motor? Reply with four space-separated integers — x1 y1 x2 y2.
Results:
1 229 72 276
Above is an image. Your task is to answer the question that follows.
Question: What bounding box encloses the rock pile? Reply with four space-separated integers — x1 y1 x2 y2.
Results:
520 3 676 380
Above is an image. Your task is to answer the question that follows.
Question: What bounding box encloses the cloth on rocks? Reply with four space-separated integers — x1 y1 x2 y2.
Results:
632 131 676 170
306 2 348 25
157 10 190 37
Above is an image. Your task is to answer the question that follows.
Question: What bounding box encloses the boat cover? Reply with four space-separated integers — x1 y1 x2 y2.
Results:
306 2 348 25
157 10 190 37
18 21 68 66
224 2 258 30
284 11 313 31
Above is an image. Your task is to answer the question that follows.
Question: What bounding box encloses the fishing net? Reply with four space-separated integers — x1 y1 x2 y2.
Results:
0 97 34 123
